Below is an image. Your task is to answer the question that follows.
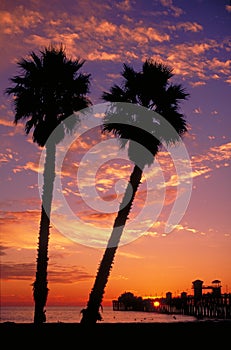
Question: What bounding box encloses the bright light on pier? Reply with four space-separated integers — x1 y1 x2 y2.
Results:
153 301 160 307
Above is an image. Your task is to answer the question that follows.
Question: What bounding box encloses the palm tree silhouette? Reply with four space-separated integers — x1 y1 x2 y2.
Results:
5 44 91 324
80 59 189 325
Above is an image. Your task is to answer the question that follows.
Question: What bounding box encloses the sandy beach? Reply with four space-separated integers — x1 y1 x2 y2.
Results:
1 320 230 347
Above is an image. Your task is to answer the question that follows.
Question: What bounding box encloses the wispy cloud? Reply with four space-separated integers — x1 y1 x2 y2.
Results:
145 220 206 238
1 262 93 283
117 251 143 259
191 142 231 167
1 262 35 280
160 0 184 17
168 22 203 32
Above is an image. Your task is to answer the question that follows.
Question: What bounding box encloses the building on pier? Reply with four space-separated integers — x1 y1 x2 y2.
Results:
112 279 231 319
192 279 222 300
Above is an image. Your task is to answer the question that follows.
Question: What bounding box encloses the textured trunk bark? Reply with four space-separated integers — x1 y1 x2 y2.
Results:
33 141 56 324
80 164 143 326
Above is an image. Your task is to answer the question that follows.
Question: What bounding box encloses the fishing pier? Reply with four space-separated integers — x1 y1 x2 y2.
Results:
112 279 231 319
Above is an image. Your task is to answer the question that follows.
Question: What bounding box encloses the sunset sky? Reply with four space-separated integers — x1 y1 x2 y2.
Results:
1 0 231 308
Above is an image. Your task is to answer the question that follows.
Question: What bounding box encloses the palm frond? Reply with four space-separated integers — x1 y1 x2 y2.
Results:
102 59 189 165
5 44 91 146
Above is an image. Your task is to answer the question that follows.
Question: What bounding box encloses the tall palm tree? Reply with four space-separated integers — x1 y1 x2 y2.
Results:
5 44 91 324
80 59 189 325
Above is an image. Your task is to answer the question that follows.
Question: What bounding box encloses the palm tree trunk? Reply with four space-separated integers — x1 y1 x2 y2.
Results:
80 164 143 325
33 141 56 324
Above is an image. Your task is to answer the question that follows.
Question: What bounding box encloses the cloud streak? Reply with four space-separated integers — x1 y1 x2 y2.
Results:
1 262 93 283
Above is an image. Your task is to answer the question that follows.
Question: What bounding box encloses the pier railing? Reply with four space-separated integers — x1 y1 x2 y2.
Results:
112 293 231 319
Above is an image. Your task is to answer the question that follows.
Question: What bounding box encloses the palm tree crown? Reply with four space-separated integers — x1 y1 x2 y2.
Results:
102 59 189 166
5 44 91 146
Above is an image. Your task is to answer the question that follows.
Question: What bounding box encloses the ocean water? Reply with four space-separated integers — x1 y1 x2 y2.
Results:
0 306 198 324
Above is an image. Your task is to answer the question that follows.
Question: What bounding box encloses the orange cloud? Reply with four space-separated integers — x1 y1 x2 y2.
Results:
1 3 228 87
95 20 117 35
88 51 121 61
13 160 41 174
0 8 43 34
116 0 132 11
207 57 231 75
0 118 14 127
163 40 229 83
133 26 170 43
0 148 18 165
168 22 203 32
160 0 184 17
188 142 231 182
190 81 206 87
192 142 231 164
